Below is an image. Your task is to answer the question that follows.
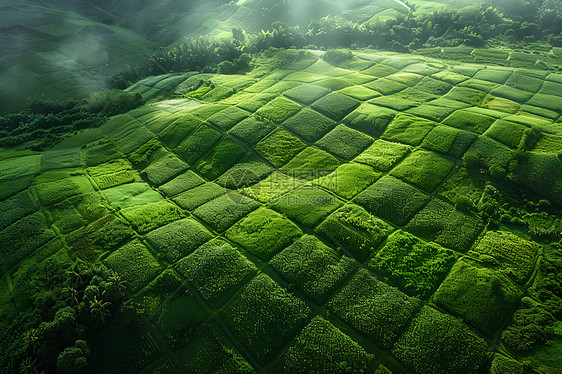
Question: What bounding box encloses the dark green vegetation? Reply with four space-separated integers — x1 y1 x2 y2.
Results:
1 1 562 372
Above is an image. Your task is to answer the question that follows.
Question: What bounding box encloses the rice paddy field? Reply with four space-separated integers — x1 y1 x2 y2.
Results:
1 1 562 373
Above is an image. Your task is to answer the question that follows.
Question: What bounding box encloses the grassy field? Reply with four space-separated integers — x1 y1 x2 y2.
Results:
1 42 562 374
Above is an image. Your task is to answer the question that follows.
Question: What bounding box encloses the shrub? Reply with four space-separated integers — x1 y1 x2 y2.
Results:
390 150 456 193
254 128 307 168
343 103 396 137
175 239 257 307
471 231 539 284
221 274 311 365
282 108 336 142
225 207 302 261
270 235 356 303
194 138 247 180
270 316 373 374
311 92 360 121
120 201 184 234
314 163 381 200
104 239 163 293
228 116 275 146
393 306 488 374
405 199 483 253
256 97 301 123
193 192 259 232
283 84 330 105
158 171 205 197
269 186 343 228
329 269 421 348
510 152 562 206
354 176 430 226
316 203 391 262
369 231 458 298
316 125 374 160
353 139 410 172
323 49 353 64
433 259 522 337
381 114 436 146
145 218 213 263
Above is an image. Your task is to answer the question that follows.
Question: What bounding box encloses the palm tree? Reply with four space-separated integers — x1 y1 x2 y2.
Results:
23 329 42 354
107 272 127 296
19 357 40 374
89 296 111 323
62 286 81 306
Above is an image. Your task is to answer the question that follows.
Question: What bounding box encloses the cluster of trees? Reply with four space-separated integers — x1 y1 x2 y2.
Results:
16 262 131 374
136 0 562 80
0 90 144 150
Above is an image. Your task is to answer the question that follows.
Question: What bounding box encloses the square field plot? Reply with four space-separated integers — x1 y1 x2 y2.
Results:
316 204 391 262
221 274 311 365
483 120 528 148
256 97 301 123
490 85 533 103
34 174 95 206
405 199 483 253
444 87 487 106
175 239 257 308
0 191 37 231
368 230 458 298
442 110 496 134
283 84 330 105
174 125 222 164
193 192 259 232
270 317 374 374
254 128 306 168
282 108 336 142
206 106 250 130
316 125 374 160
354 140 410 172
311 92 360 121
354 176 430 226
145 218 213 263
343 103 396 137
338 85 380 101
433 259 522 337
526 93 562 113
217 159 272 190
241 171 305 204
471 230 539 284
102 182 162 210
270 235 356 304
282 147 340 180
381 114 436 146
194 138 246 180
158 171 205 197
393 306 488 374
226 207 302 261
389 150 455 193
228 117 275 146
269 186 343 228
142 154 189 186
314 163 381 200
414 77 453 96
104 239 163 293
365 78 407 95
420 126 477 158
87 159 136 190
329 269 421 348
40 148 81 171
172 183 224 211
121 201 184 234
158 115 202 148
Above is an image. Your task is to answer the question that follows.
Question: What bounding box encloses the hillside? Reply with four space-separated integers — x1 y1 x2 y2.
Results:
1 46 562 373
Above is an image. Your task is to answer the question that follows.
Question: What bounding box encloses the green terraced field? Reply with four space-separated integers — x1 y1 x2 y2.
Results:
2 20 562 373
